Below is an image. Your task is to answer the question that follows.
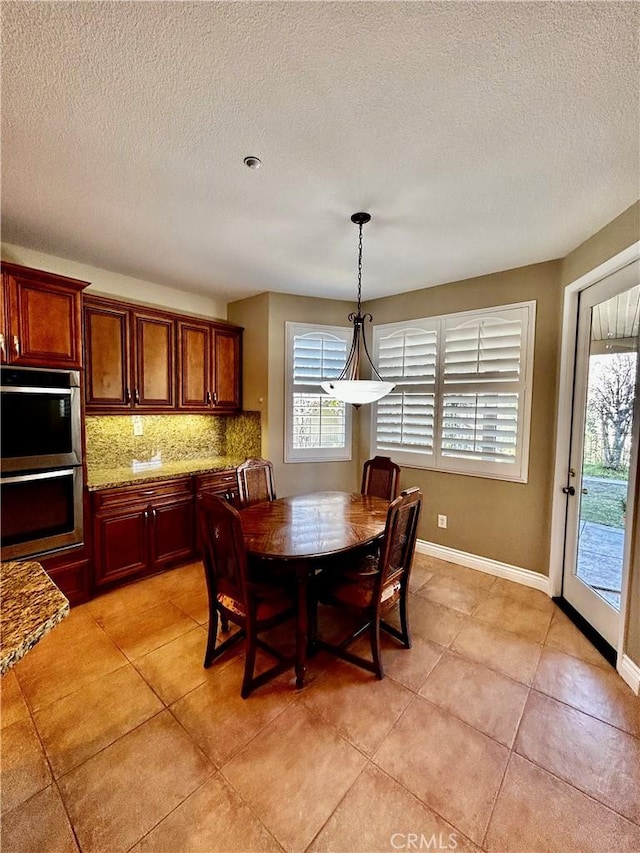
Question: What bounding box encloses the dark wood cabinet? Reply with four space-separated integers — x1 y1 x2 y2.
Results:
133 311 175 408
177 319 212 409
84 295 241 413
212 327 242 411
151 497 195 568
193 470 239 554
177 320 242 411
84 300 131 408
38 544 91 606
92 478 195 589
84 297 175 412
1 262 88 368
194 469 239 506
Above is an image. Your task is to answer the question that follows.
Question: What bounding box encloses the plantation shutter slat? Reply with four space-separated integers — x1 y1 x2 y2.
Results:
291 331 348 451
372 302 533 479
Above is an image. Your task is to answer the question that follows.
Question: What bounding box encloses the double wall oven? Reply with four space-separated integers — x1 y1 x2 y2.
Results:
1 366 84 559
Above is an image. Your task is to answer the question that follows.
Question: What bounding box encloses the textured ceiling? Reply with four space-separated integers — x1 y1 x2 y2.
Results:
2 2 639 304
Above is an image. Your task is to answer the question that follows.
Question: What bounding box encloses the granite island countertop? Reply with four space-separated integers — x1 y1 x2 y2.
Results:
0 561 70 676
86 456 246 491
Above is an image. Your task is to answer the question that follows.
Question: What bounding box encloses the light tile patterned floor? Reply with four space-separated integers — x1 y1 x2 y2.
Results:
2 555 640 853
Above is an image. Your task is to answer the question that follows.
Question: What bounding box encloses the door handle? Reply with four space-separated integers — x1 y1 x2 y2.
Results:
212 391 217 405
562 486 576 496
125 387 131 404
134 387 140 404
206 391 212 405
13 335 20 356
581 488 589 495
0 333 5 361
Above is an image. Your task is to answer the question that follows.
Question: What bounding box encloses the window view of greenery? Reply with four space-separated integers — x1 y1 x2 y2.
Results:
293 394 346 449
581 352 636 529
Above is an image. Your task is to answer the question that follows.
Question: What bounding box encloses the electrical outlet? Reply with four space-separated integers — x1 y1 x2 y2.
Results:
132 415 144 436
437 514 448 529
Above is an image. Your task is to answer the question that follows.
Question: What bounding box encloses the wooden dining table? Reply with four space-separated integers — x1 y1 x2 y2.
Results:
239 490 389 688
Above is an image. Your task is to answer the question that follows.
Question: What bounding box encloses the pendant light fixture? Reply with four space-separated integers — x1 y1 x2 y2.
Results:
321 212 395 407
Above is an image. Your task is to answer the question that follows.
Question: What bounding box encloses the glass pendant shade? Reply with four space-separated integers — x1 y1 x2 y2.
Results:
321 379 395 405
321 212 395 408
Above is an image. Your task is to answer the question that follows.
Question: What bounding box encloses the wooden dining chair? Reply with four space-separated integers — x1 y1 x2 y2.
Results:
312 487 422 679
197 492 296 698
361 455 400 501
236 457 276 508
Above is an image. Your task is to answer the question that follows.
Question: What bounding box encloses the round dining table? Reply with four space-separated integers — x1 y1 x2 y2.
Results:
239 490 389 687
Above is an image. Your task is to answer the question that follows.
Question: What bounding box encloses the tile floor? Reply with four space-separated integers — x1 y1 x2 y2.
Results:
2 555 640 853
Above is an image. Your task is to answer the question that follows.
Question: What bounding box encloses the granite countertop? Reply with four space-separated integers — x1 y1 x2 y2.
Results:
0 561 70 676
86 456 246 491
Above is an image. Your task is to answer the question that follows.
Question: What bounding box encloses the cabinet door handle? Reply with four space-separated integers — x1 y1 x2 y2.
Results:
206 391 212 405
152 508 157 518
125 387 131 403
13 336 20 356
0 333 5 361
144 509 149 520
134 388 140 404
212 391 217 405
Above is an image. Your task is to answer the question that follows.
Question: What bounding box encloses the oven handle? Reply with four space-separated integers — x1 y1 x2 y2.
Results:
2 468 76 485
0 385 73 395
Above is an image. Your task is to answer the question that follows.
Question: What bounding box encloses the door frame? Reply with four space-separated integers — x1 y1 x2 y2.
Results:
549 241 640 677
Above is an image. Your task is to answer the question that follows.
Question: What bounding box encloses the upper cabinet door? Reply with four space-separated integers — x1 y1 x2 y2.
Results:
84 300 131 408
2 264 87 368
213 327 242 410
177 320 212 409
132 312 175 408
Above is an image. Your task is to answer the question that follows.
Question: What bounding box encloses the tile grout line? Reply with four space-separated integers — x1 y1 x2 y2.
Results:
480 746 517 851
6 665 84 851
512 690 640 828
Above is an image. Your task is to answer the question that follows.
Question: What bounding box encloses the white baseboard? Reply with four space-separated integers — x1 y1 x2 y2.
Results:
416 539 550 595
618 654 640 695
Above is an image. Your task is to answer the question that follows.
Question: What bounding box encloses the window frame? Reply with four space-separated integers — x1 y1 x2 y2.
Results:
370 301 536 483
284 321 353 463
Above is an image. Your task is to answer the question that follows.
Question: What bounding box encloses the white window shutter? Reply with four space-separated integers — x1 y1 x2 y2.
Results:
371 303 535 481
285 324 352 462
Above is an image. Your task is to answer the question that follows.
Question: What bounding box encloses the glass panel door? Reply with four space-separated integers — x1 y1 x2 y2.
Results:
563 261 640 647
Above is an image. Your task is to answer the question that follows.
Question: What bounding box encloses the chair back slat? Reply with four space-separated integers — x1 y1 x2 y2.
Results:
237 457 276 507
377 487 422 590
361 456 400 501
198 492 249 607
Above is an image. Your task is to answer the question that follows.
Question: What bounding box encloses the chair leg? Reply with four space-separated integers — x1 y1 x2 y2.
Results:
399 587 412 649
241 623 258 699
204 606 219 668
370 617 384 680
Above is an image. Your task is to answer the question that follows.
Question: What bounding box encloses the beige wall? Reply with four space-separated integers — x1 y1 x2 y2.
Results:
228 292 361 498
267 293 360 498
361 261 563 575
561 201 640 288
227 293 270 455
1 243 227 320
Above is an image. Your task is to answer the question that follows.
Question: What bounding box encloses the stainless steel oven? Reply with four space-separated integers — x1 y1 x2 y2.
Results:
1 366 84 559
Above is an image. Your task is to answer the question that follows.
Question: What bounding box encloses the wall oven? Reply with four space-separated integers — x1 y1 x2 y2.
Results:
1 366 84 560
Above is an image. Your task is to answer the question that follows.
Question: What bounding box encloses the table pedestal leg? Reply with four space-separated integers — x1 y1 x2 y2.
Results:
295 567 308 688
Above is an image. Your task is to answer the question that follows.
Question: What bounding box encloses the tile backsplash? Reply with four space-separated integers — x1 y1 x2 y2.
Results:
85 412 261 470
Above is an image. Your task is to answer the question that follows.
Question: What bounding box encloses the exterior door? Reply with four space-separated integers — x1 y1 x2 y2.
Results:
562 260 640 647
